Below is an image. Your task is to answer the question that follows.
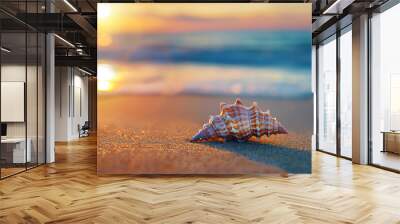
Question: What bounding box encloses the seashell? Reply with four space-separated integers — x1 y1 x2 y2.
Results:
191 98 288 142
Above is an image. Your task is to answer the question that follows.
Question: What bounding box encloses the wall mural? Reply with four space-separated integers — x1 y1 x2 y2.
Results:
97 3 312 174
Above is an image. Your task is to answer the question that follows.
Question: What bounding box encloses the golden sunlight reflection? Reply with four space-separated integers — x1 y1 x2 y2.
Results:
98 34 112 47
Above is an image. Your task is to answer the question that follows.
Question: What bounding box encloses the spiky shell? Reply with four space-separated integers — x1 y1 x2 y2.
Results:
191 98 288 142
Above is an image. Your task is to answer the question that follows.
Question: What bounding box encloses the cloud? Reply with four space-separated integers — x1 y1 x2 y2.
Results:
98 4 310 35
100 62 311 99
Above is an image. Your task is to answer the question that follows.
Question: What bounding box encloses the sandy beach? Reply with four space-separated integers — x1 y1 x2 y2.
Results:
98 95 312 174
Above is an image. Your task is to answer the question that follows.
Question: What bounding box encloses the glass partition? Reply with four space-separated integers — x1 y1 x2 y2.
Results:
0 2 46 179
371 4 400 171
339 28 352 158
27 30 38 169
1 30 28 177
317 36 337 154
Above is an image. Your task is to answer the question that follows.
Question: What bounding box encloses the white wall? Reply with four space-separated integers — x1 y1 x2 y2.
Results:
1 65 26 140
55 67 70 141
72 73 89 138
1 65 36 138
55 67 89 141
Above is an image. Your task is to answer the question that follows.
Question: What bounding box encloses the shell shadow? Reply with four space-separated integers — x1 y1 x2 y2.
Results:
199 141 311 174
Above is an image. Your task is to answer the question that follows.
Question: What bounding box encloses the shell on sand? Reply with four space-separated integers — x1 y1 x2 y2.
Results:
191 98 288 142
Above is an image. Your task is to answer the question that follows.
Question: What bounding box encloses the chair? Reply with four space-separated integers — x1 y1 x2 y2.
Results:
79 121 90 138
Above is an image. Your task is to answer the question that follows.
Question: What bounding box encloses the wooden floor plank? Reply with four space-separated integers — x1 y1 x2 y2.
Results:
0 135 400 223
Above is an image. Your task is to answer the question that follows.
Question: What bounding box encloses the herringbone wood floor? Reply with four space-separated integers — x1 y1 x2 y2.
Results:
1 135 400 224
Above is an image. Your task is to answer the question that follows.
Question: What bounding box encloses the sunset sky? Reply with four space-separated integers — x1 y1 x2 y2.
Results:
97 4 311 98
98 4 309 36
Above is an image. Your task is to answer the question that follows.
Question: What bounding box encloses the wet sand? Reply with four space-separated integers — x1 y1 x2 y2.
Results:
98 95 312 174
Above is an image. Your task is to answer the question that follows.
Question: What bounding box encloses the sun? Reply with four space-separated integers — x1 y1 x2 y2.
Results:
98 80 112 92
98 64 116 92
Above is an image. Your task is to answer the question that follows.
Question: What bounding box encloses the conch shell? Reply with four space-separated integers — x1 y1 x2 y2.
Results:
191 98 288 142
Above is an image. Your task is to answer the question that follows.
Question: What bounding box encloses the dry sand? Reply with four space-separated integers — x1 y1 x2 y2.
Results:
98 95 312 174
